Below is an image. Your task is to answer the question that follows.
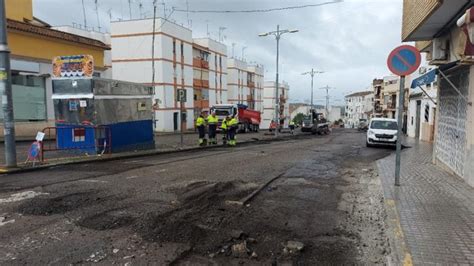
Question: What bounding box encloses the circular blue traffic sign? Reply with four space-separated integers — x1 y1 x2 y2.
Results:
387 45 421 76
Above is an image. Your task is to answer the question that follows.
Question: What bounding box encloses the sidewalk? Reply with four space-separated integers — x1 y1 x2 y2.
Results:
377 139 474 265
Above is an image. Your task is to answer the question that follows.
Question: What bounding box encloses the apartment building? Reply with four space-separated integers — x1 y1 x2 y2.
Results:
111 18 194 132
372 78 384 117
402 0 474 186
191 38 227 118
344 91 374 128
262 81 289 129
227 58 264 112
111 18 229 132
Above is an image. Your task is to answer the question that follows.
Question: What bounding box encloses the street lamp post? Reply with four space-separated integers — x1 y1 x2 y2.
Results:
259 25 298 136
302 69 324 123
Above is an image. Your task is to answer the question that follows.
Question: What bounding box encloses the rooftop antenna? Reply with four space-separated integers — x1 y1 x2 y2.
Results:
94 0 101 32
81 0 88 29
120 0 124 20
186 0 191 28
206 20 209 37
218 26 226 42
138 1 144 18
242 46 247 61
128 0 132 19
162 0 167 18
107 8 113 21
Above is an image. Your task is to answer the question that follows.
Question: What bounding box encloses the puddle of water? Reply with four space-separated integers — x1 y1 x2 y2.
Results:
0 191 49 204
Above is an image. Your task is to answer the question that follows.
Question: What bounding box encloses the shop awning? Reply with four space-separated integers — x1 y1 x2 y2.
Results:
410 69 437 89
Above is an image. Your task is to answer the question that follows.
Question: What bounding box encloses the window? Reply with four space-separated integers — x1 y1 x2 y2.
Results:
173 40 176 54
180 43 184 55
73 128 86 142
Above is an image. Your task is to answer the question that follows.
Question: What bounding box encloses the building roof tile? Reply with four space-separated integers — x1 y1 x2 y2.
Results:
7 19 110 50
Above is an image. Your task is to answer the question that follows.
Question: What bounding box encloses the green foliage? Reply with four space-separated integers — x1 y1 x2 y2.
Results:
292 113 305 125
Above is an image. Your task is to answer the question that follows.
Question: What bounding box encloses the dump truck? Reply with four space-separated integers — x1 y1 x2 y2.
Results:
210 104 261 133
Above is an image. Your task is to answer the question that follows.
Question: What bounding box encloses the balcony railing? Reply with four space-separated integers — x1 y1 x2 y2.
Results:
193 58 209 69
194 100 209 109
193 79 210 88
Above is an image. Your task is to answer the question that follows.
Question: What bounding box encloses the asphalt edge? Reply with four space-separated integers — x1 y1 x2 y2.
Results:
0 133 312 175
375 161 413 266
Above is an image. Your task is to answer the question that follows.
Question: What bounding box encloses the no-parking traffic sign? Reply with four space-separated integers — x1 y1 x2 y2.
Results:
387 45 421 76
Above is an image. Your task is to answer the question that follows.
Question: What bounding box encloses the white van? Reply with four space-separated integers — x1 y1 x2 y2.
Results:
366 118 398 147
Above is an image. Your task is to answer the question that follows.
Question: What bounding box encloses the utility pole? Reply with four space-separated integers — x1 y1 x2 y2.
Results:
128 0 132 19
320 85 334 119
259 25 298 136
82 0 88 29
0 0 17 167
151 1 157 130
302 69 324 122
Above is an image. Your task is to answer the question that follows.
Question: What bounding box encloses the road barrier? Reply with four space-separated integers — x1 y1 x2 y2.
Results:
40 125 112 162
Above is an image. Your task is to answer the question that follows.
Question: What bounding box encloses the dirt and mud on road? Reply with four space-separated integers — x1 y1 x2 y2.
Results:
0 129 393 265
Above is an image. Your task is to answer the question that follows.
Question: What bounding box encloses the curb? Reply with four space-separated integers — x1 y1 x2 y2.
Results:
376 156 413 266
383 198 413 266
0 133 312 175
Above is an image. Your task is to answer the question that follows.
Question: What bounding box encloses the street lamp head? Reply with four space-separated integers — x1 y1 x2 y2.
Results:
289 29 299 33
258 33 269 37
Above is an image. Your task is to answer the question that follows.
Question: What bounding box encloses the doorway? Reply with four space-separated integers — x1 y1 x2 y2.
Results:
415 100 421 139
173 112 179 131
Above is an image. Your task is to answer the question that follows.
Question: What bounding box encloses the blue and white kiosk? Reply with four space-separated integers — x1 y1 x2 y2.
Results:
51 55 155 153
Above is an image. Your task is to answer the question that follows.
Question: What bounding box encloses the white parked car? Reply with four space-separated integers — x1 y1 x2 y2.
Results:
366 118 398 147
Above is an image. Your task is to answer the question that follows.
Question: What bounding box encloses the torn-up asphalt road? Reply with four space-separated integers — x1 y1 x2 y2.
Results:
0 129 393 265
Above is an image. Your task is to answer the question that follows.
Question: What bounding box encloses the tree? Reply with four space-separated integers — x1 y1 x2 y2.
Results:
292 113 305 125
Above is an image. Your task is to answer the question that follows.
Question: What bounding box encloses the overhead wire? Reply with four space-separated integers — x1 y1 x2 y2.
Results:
173 0 343 13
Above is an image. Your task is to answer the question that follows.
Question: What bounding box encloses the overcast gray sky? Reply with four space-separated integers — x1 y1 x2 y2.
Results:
34 0 403 105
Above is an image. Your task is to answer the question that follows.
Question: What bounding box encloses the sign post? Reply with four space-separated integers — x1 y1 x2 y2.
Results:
386 45 421 186
177 89 187 148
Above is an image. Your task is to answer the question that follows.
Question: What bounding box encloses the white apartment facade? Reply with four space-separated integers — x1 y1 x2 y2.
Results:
227 58 264 113
111 18 228 132
263 81 290 129
344 91 374 128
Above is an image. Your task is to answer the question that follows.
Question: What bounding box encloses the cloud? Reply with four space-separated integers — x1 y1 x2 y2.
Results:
33 0 403 104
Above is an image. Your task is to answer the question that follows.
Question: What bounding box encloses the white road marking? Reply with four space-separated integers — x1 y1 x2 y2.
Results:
79 180 109 183
0 191 49 204
0 216 15 227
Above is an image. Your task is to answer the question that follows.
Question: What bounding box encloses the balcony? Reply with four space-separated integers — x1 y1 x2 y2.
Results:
402 0 469 41
194 100 209 109
248 81 255 88
193 58 209 69
193 79 209 88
